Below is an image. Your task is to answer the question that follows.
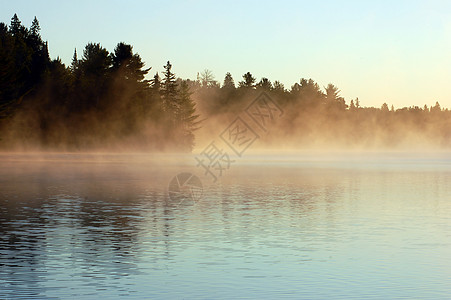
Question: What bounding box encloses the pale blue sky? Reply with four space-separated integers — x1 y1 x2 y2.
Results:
1 0 450 108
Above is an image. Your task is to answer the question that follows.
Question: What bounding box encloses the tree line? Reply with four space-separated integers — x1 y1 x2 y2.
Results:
0 14 199 151
1 14 450 151
193 71 451 149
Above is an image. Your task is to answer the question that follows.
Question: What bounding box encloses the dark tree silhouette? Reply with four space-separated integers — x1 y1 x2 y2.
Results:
0 15 50 122
9 14 21 35
150 72 161 91
222 72 235 89
239 72 256 88
30 17 40 37
71 48 78 71
176 81 200 151
2 14 451 151
272 80 285 93
325 83 347 110
74 43 111 111
161 61 178 113
257 77 272 90
349 99 356 111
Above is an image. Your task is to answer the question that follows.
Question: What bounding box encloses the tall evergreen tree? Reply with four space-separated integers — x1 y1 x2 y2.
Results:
257 77 272 90
9 14 21 35
325 83 346 110
325 84 341 102
76 43 111 110
81 43 110 76
148 72 162 114
30 16 40 37
273 80 285 92
238 72 256 88
71 48 78 70
151 72 161 92
349 99 356 111
222 72 235 89
111 42 150 82
161 61 178 113
0 22 16 118
176 80 200 151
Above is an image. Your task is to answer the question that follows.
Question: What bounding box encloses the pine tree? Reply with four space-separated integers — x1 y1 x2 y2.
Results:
325 84 341 102
0 22 16 114
350 99 356 111
162 61 178 113
176 81 200 151
111 42 150 82
81 43 111 76
71 48 78 71
30 16 40 37
76 43 111 110
431 101 441 113
423 104 429 112
257 77 272 90
325 83 346 110
151 72 161 91
238 72 256 88
10 14 21 35
272 80 285 92
222 72 235 89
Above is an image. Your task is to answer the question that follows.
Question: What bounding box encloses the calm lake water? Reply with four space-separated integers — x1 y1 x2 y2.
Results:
1 153 451 299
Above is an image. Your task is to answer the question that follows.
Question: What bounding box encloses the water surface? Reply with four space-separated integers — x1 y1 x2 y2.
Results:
1 153 450 299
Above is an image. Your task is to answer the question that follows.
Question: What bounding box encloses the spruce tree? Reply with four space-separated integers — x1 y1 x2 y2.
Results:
151 72 161 91
222 72 235 89
71 48 78 71
238 72 256 88
162 61 178 113
257 77 272 90
30 16 40 37
177 80 200 151
273 80 285 92
10 14 21 35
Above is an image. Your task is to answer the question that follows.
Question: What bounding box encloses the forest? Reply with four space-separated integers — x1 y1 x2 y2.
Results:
1 14 451 152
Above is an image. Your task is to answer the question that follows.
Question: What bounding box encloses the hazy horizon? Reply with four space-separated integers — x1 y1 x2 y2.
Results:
1 0 450 109
1 4 451 298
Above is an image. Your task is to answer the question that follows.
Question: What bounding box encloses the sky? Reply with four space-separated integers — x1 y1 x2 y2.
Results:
1 0 450 108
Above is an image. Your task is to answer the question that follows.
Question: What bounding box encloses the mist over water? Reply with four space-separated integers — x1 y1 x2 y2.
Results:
2 11 451 299
1 153 451 299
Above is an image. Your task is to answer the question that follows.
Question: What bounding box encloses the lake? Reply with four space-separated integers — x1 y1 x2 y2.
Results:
1 153 450 299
